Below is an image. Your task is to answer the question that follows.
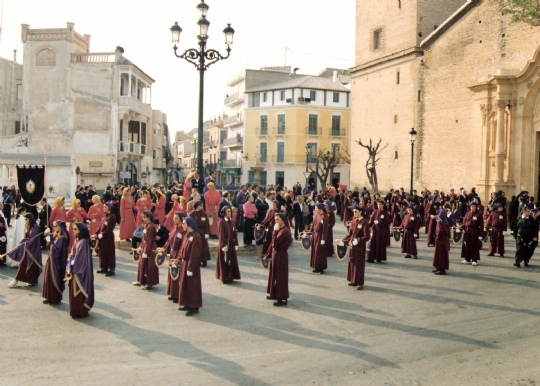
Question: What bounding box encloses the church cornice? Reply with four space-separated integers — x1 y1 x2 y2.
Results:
349 47 423 74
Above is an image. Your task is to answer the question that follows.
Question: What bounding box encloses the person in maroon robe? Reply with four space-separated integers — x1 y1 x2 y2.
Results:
6 214 42 288
266 213 292 306
367 201 390 263
340 205 370 290
486 204 507 257
401 205 420 259
188 200 211 267
426 195 442 246
460 202 483 265
160 212 186 303
257 200 279 260
432 209 450 275
310 203 329 273
177 217 203 316
324 200 335 257
95 203 117 276
67 222 94 318
215 206 240 284
133 210 159 289
42 220 69 304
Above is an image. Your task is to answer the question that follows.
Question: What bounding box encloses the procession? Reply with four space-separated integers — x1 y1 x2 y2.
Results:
2 170 535 320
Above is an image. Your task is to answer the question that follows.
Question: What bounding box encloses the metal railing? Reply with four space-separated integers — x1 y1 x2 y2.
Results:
224 93 243 105
222 137 243 147
306 127 323 135
222 159 242 168
118 141 145 155
223 115 243 126
331 128 346 136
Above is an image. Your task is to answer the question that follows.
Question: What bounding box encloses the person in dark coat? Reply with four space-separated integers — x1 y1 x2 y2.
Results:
292 196 305 240
310 203 329 273
324 200 335 257
258 200 278 259
160 212 186 302
432 209 450 275
95 203 117 276
154 219 170 248
188 200 211 267
486 204 507 257
460 202 483 266
266 213 292 306
340 205 370 290
234 186 247 232
178 217 203 316
215 206 240 283
42 220 69 304
401 205 420 259
38 198 52 249
426 195 442 246
507 195 519 231
367 201 391 263
512 207 539 268
255 191 269 224
133 210 159 289
67 222 94 318
0 204 7 265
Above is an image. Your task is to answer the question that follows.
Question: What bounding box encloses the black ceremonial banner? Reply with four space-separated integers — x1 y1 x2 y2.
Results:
16 165 45 206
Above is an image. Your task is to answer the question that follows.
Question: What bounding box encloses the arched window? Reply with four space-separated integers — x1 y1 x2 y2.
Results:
36 49 56 66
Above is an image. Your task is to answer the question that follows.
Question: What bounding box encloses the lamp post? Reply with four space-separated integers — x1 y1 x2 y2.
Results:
304 145 309 192
409 128 417 195
170 1 235 178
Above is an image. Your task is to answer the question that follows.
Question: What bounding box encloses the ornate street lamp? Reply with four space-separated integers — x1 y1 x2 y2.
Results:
409 128 417 195
170 1 235 178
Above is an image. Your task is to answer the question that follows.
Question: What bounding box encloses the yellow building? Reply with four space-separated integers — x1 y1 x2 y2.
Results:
243 74 351 189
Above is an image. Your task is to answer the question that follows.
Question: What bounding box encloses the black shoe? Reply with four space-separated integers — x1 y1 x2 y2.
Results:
266 296 276 300
432 269 439 273
312 269 320 273
366 259 374 263
487 253 494 256
170 298 178 303
43 300 50 304
96 268 107 274
319 270 325 274
348 283 356 286
178 305 189 311
524 261 529 267
412 256 417 259
105 271 115 277
500 255 504 258
273 300 287 307
404 255 412 259
186 308 199 316
200 261 207 267
434 270 446 275
514 262 521 268
71 315 83 319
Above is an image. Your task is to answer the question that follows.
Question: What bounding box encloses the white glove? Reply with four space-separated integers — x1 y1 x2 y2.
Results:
274 223 280 231
45 235 51 243
187 270 193 277
104 221 108 226
44 228 51 236
321 240 325 245
478 237 483 240
222 246 228 252
235 246 238 251
142 253 148 259
414 234 418 238
502 231 507 235
473 216 477 220
205 234 209 239
352 239 358 246
374 220 379 225
98 234 103 239
339 241 344 247
380 215 384 219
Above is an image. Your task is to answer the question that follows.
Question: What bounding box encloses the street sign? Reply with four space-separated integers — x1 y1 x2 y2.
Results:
119 171 130 178
141 172 148 178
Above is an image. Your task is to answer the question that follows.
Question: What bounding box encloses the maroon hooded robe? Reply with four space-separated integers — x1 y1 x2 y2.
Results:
486 210 507 255
215 217 241 282
401 213 420 256
342 216 370 286
137 221 159 286
266 221 292 300
310 212 329 271
178 230 203 309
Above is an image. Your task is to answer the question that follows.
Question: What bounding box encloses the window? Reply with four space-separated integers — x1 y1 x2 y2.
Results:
277 114 285 134
374 29 382 49
277 142 285 162
333 93 340 103
261 115 268 134
153 149 157 159
307 143 317 163
15 121 21 134
119 120 124 141
331 116 341 135
310 90 316 101
308 115 318 134
141 122 147 145
280 90 285 101
36 49 56 66
16 84 23 101
252 93 261 107
260 143 267 162
263 92 267 102
275 171 284 187
418 90 421 102
128 121 139 143
396 71 400 84
154 123 161 136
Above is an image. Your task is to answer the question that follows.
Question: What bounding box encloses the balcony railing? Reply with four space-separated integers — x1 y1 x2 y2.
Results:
222 137 243 148
222 159 242 168
331 128 346 136
269 155 317 164
274 126 286 135
223 115 243 126
71 52 115 63
118 141 146 155
258 127 268 135
224 93 243 106
306 127 323 135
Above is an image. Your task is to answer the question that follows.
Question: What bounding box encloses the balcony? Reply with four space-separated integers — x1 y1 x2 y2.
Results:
306 127 323 135
222 159 242 168
222 137 243 149
224 93 243 106
118 141 146 156
258 127 268 135
331 128 346 136
118 96 152 117
223 115 243 127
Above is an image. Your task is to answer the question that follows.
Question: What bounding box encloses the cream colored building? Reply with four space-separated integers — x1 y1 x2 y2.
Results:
351 0 540 201
0 22 172 197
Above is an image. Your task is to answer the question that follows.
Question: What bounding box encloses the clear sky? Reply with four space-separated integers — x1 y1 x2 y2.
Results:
0 0 355 138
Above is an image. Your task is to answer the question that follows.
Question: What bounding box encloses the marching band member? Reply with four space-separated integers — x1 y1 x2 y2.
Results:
310 203 329 274
160 212 186 303
461 201 483 266
135 190 152 227
87 195 104 236
66 199 87 252
119 187 136 241
164 194 181 232
178 217 203 316
42 220 69 304
324 200 335 257
258 200 279 260
432 209 451 275
204 182 221 238
132 210 159 289
188 200 211 267
401 205 420 259
49 196 67 224
486 203 507 258
215 206 240 284
6 214 42 288
95 203 117 276
340 205 370 290
266 213 292 306
67 222 94 319
367 201 390 264
153 189 166 224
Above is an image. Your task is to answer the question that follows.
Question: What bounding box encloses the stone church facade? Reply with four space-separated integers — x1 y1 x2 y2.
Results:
350 0 540 201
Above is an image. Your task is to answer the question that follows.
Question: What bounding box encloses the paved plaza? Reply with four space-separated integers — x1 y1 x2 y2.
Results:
1 223 540 385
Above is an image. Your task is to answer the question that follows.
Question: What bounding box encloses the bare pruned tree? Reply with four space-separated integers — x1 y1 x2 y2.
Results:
355 138 388 194
308 145 350 189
